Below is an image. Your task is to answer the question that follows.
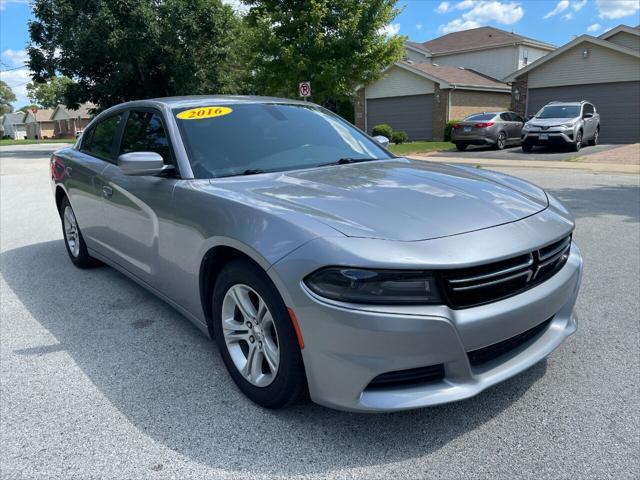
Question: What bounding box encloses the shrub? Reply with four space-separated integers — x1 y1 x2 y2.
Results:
391 130 408 144
444 120 460 141
371 123 393 139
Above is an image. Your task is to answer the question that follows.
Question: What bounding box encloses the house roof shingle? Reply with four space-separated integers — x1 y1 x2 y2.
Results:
2 112 26 125
26 108 56 122
54 103 95 119
421 26 555 55
401 61 509 89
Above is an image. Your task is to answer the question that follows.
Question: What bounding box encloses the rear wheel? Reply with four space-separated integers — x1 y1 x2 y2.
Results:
495 131 507 150
455 143 467 151
212 259 307 408
571 130 583 152
588 128 599 146
60 196 99 268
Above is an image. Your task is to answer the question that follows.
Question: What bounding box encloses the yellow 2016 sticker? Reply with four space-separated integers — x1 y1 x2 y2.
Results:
176 106 233 120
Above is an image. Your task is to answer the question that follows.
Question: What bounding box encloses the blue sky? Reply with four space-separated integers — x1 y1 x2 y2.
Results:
1 0 639 107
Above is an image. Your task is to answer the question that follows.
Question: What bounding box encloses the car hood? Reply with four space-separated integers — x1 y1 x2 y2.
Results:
208 158 548 241
530 117 579 127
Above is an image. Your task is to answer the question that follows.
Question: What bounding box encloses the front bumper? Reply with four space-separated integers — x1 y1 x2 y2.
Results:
271 236 582 412
522 129 575 145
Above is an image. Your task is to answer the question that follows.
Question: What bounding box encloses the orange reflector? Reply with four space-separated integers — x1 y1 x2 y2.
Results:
287 308 305 349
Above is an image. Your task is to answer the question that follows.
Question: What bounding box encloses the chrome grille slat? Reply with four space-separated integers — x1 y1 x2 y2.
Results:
442 236 572 309
449 254 533 285
451 270 532 292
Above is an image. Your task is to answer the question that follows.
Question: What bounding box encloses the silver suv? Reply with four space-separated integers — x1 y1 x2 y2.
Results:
521 101 600 152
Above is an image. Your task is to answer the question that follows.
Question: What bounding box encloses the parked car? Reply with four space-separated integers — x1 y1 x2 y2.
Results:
451 111 525 151
521 101 600 152
50 96 582 412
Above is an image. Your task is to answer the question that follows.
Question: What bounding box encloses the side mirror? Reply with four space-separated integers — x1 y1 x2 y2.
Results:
525 115 534 121
117 151 172 176
583 112 594 119
373 135 390 148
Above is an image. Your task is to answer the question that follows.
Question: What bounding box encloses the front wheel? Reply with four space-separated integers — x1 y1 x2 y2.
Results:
212 259 307 409
455 143 467 151
60 196 99 268
522 143 533 152
571 130 583 152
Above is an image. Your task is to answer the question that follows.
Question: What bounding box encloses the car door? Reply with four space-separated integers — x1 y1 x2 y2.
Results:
582 103 596 139
67 113 124 253
499 113 518 142
510 113 525 141
100 109 179 289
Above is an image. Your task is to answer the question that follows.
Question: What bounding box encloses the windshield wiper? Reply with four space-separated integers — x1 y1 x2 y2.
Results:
319 157 377 167
224 169 266 178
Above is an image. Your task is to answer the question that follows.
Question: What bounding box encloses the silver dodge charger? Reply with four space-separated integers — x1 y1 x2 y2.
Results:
51 96 583 412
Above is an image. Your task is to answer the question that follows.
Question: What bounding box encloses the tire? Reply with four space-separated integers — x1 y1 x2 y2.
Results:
212 258 307 409
571 130 583 152
495 131 507 150
521 143 533 152
588 128 599 146
59 196 99 268
455 143 467 151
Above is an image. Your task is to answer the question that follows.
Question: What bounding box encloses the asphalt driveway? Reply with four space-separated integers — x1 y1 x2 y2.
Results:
437 143 621 161
1 145 639 479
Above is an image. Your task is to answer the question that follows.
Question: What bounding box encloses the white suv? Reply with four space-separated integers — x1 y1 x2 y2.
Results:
521 101 600 152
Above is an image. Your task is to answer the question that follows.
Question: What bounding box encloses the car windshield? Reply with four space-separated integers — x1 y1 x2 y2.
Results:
174 103 391 178
464 113 496 121
536 105 580 119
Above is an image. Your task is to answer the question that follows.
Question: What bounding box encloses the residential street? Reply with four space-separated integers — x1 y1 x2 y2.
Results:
1 144 639 479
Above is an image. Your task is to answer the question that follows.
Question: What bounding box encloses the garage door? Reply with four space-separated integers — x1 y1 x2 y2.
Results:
527 81 640 144
367 94 433 140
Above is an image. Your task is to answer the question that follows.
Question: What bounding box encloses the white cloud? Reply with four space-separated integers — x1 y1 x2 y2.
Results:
455 0 477 10
379 23 401 36
1 49 32 107
562 12 574 20
439 1 524 33
220 0 249 14
586 23 602 32
0 0 28 10
436 2 451 13
571 0 587 11
544 0 569 19
1 48 28 67
416 23 423 30
596 0 640 19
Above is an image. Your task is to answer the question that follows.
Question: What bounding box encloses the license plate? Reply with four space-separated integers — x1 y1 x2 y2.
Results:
463 127 472 132
539 134 549 140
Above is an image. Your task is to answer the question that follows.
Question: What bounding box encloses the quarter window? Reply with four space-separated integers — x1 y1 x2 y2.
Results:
84 114 123 160
120 111 172 163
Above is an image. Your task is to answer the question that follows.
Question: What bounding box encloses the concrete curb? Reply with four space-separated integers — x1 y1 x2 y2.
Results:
408 154 640 175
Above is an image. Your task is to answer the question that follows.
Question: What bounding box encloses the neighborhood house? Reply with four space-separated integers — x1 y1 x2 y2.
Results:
1 112 27 140
1 104 94 140
357 24 640 144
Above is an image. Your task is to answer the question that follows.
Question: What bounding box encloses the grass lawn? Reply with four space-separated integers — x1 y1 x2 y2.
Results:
389 141 455 156
0 139 75 147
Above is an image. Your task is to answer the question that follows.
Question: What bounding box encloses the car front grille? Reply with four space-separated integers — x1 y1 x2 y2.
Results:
441 236 571 309
366 364 445 390
467 317 553 366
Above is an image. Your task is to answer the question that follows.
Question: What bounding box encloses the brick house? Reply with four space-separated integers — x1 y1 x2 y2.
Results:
51 103 94 138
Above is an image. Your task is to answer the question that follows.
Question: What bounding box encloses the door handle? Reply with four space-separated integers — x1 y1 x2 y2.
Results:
102 185 113 198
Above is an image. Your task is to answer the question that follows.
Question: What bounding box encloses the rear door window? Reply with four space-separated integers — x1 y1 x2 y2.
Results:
120 110 173 164
83 114 123 161
465 113 496 122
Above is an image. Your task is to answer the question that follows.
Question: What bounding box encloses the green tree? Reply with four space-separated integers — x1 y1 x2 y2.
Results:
26 76 75 108
28 0 243 109
0 80 17 115
19 104 43 112
242 0 405 107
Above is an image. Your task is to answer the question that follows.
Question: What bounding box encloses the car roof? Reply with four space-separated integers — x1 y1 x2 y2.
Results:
545 101 590 106
117 95 313 110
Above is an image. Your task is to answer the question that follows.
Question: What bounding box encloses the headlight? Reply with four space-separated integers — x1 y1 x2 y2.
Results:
523 123 531 130
560 123 574 128
304 267 442 304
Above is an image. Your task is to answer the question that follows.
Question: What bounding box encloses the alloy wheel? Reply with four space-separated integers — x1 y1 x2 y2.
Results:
497 132 506 149
221 284 280 387
63 206 80 258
